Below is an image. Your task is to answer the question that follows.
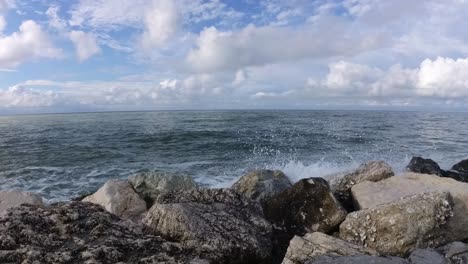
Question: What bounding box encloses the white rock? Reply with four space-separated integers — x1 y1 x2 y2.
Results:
340 191 453 256
351 172 468 241
0 190 43 216
83 179 147 222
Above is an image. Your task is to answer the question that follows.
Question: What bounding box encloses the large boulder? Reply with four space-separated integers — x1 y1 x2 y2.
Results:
263 178 347 261
232 169 292 203
0 202 203 264
406 157 444 176
143 188 272 264
83 179 147 222
330 161 394 211
282 232 378 264
128 171 197 206
0 190 43 216
351 173 468 241
340 191 453 256
304 255 408 264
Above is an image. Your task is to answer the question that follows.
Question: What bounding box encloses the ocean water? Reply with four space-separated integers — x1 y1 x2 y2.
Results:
1 110 467 201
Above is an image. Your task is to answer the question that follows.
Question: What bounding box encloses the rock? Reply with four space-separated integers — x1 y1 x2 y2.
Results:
439 241 468 263
232 169 292 203
443 159 468 183
351 173 468 241
0 201 203 264
406 157 444 176
304 255 408 264
128 171 197 206
0 190 43 216
443 169 468 183
282 232 378 264
144 188 272 264
330 161 394 211
263 178 347 261
452 159 468 173
340 191 453 256
408 249 445 264
83 179 147 222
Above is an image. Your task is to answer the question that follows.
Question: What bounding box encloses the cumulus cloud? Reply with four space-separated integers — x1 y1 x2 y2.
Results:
141 0 180 48
69 31 101 61
0 85 59 108
0 73 228 110
417 57 468 97
186 20 386 72
0 20 62 68
307 57 468 99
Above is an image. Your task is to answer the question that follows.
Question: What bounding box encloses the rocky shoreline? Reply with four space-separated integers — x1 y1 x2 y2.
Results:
1 158 468 263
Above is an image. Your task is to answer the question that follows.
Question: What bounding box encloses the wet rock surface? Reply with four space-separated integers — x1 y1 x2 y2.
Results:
144 188 272 264
330 160 394 211
340 191 454 256
232 169 292 203
406 157 444 176
443 159 468 183
263 177 347 262
0 201 202 264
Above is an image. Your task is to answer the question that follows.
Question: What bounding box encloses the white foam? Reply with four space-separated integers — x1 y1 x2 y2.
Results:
268 160 358 183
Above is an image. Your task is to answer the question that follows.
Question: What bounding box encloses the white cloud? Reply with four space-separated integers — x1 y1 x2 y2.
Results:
0 20 62 68
232 69 246 86
417 57 468 97
307 57 468 99
141 0 180 48
46 5 67 31
69 0 147 29
69 30 101 61
186 20 386 72
0 85 59 107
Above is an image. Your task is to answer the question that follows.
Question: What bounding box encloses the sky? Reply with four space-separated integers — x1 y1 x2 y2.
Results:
1 0 468 114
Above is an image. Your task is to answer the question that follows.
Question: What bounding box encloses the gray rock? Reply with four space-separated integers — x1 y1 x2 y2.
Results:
144 188 272 264
330 160 394 211
439 241 468 263
232 169 292 203
406 157 444 176
282 232 379 264
351 173 468 242
340 191 454 256
0 201 203 264
408 249 445 264
128 171 197 206
0 190 43 216
83 179 147 222
304 255 409 264
263 177 347 262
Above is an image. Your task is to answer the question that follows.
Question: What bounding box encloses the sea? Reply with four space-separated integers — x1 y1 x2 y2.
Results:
1 110 467 201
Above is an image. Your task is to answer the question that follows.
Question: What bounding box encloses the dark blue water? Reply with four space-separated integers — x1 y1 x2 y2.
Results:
1 110 467 201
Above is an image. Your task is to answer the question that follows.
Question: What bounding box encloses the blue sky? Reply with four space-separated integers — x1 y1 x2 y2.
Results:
1 0 468 114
